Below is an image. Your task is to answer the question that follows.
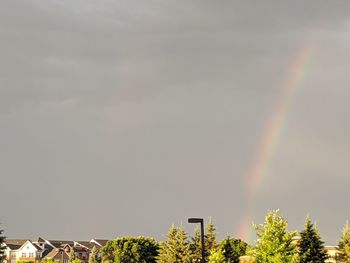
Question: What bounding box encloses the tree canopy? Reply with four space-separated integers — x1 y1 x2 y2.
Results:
101 236 158 263
88 246 101 263
338 221 350 263
250 210 299 263
0 229 6 262
298 217 327 263
157 224 191 263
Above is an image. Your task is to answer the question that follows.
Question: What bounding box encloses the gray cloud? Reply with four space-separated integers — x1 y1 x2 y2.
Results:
1 0 350 243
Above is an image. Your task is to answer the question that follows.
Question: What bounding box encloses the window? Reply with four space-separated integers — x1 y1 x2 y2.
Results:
29 253 34 258
22 253 27 258
11 254 16 259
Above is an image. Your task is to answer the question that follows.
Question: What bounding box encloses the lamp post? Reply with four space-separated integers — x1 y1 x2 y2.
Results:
188 218 205 263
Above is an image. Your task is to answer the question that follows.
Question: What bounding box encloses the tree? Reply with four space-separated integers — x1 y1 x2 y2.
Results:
190 219 218 262
338 221 350 263
190 227 202 263
69 247 78 262
101 236 158 263
250 209 299 263
217 237 248 263
205 219 217 258
100 240 115 263
208 250 226 263
0 229 6 262
298 217 327 263
157 224 192 263
88 246 101 263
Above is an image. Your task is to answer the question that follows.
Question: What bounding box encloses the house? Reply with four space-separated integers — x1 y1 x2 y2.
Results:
42 239 103 263
4 240 43 263
44 249 69 263
2 237 109 263
4 240 26 263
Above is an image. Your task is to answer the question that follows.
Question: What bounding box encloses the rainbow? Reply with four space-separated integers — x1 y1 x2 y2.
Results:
238 40 313 241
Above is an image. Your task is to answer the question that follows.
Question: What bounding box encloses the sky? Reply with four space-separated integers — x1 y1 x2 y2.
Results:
1 0 350 244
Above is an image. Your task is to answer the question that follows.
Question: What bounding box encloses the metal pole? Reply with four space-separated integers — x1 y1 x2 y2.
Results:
188 218 205 263
200 220 205 263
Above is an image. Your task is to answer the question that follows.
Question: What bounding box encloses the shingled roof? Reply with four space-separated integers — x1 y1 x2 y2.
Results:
45 248 70 261
5 239 28 246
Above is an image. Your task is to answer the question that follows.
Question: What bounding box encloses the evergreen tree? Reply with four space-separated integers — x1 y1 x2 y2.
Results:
190 227 202 263
298 217 327 263
205 219 217 258
251 209 299 263
88 246 100 263
157 224 192 263
338 221 350 263
0 228 6 262
190 219 217 262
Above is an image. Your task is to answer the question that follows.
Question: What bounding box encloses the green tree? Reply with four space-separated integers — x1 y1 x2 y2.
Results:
89 246 101 263
190 219 218 262
190 227 202 263
100 240 115 263
205 219 217 258
250 209 299 263
217 237 248 263
338 221 350 263
157 224 192 263
0 229 6 262
70 259 83 263
101 236 158 263
298 217 327 263
69 247 78 262
209 250 226 263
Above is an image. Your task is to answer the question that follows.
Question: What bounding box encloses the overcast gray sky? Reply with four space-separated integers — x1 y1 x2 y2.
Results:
1 0 350 244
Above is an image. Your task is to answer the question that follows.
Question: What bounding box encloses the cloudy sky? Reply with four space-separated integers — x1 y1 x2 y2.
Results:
1 0 350 244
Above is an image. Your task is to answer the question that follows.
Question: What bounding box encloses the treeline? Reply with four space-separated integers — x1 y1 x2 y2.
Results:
95 210 350 263
100 219 247 263
2 210 350 263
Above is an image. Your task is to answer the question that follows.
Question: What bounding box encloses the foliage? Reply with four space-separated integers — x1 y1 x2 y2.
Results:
205 219 218 259
69 247 78 262
70 259 83 263
190 219 218 262
157 224 192 263
298 217 327 263
250 209 299 263
0 229 6 262
190 227 202 263
209 249 226 263
217 237 248 263
338 221 350 263
40 259 59 263
101 236 158 263
88 246 101 263
101 240 115 262
17 261 34 263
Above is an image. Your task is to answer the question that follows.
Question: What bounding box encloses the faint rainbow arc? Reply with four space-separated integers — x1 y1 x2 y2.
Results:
239 40 314 241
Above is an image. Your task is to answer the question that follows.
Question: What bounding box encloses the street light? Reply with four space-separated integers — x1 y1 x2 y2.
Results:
188 218 205 263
